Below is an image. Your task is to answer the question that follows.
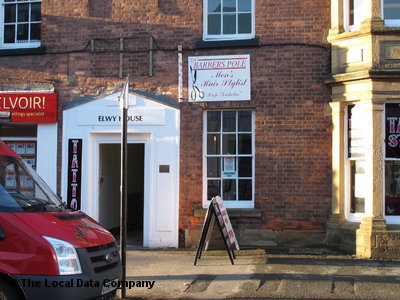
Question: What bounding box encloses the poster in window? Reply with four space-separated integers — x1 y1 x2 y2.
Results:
5 175 15 187
25 143 36 155
24 159 36 169
223 157 236 178
16 143 26 155
8 143 16 153
386 103 400 158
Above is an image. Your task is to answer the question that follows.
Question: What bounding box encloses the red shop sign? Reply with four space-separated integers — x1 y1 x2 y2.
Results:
0 92 57 123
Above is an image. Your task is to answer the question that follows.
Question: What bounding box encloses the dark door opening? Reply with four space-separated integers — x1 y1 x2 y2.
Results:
98 143 145 245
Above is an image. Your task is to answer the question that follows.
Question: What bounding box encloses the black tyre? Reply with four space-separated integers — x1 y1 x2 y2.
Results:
0 279 23 300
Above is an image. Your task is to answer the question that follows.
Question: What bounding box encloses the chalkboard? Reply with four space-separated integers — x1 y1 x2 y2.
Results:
194 196 239 265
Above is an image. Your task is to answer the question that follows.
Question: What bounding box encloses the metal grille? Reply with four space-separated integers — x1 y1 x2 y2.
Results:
86 242 119 273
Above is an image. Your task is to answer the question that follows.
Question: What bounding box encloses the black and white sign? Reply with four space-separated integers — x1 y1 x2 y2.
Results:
67 139 82 210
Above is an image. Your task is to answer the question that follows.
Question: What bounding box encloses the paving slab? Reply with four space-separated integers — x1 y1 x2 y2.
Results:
122 248 400 300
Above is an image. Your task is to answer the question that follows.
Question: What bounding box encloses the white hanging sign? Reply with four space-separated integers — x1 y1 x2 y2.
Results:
188 55 251 101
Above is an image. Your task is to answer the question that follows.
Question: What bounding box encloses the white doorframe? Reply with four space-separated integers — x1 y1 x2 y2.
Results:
88 132 151 246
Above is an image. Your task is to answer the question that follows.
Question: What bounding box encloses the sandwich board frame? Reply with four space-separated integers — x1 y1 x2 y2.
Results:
194 196 239 265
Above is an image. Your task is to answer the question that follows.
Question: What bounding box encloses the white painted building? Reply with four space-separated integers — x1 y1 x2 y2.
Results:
61 90 180 248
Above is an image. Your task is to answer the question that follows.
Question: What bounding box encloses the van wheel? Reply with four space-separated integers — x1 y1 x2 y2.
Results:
0 279 22 300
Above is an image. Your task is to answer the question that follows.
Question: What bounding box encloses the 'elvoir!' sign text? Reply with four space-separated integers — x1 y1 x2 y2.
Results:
0 92 57 123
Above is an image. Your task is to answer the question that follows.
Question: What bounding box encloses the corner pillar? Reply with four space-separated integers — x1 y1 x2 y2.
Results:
326 101 346 249
356 100 387 258
329 101 346 223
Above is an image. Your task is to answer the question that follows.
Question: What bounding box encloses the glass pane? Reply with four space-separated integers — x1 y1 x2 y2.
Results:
238 13 251 33
17 4 29 22
207 157 221 177
31 3 41 21
208 180 221 200
238 0 251 11
385 160 400 215
238 134 251 154
223 179 236 200
5 5 16 23
207 111 221 132
239 179 252 200
222 134 236 154
350 160 365 213
223 14 236 34
208 14 221 35
384 0 400 19
17 24 28 41
223 111 236 132
238 157 252 177
238 111 251 131
208 0 221 12
207 134 220 155
4 25 15 43
223 0 236 12
30 23 40 40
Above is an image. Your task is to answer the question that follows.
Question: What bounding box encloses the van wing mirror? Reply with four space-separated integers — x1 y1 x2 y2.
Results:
0 226 5 240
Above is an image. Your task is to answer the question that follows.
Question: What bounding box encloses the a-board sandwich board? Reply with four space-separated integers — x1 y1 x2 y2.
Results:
194 196 240 265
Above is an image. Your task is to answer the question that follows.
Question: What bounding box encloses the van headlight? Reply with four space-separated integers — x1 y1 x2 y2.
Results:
43 236 82 275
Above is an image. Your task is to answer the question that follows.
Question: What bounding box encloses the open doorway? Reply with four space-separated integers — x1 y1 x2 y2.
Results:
98 143 145 245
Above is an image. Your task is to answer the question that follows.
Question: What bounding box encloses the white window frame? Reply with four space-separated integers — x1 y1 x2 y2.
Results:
343 0 367 31
0 0 41 49
203 0 255 41
382 0 400 26
344 103 367 222
203 110 255 209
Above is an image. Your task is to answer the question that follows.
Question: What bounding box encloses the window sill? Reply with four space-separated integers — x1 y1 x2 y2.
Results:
0 46 45 56
193 208 261 218
196 37 260 49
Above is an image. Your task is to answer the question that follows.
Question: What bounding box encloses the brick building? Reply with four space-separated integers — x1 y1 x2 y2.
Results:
0 1 333 249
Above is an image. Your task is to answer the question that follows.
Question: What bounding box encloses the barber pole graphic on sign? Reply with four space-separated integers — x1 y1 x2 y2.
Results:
67 139 82 210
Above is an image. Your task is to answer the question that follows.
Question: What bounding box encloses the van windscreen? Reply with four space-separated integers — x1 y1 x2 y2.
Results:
0 155 68 213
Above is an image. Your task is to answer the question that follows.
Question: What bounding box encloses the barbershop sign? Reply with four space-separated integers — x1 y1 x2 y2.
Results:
0 92 57 123
188 55 250 101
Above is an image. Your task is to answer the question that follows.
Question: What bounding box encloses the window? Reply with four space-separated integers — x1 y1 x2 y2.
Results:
383 0 400 26
345 104 366 220
204 0 254 41
343 0 367 31
1 0 41 48
384 103 400 222
204 110 254 208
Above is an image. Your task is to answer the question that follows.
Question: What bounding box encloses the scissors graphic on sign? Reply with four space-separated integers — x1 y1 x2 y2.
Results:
190 66 205 100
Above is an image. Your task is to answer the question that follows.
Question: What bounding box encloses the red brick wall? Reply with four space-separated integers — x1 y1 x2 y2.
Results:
0 0 331 244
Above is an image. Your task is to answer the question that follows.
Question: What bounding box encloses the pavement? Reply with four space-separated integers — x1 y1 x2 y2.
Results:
122 247 400 300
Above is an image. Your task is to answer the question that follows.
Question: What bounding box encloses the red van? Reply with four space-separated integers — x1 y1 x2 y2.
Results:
0 141 122 299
